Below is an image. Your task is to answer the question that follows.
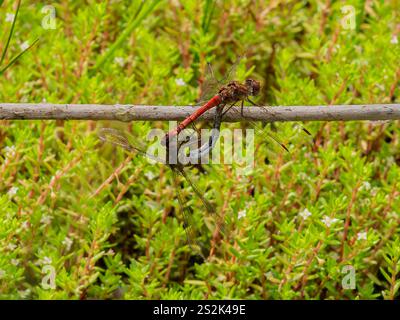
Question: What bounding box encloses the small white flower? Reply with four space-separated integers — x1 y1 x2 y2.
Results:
321 215 340 227
238 210 246 219
62 237 73 251
20 41 30 51
175 78 186 86
7 243 17 251
217 274 226 281
361 181 371 191
4 145 16 158
371 187 379 196
18 289 31 299
21 221 29 230
144 171 156 180
357 231 367 241
390 35 398 44
5 13 15 23
0 269 5 278
40 215 53 225
299 208 312 220
114 56 125 67
11 259 20 266
8 186 19 198
41 256 52 265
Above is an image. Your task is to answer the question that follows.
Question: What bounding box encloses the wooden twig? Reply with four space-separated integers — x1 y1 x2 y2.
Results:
0 103 399 122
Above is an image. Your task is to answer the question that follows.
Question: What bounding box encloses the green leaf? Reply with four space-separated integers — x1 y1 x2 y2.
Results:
0 0 21 67
0 38 40 76
229 246 241 258
394 281 400 297
201 0 216 33
380 267 392 284
90 0 162 73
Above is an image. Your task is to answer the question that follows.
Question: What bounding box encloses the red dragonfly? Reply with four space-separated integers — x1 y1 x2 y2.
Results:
164 78 261 143
98 104 226 260
164 57 311 152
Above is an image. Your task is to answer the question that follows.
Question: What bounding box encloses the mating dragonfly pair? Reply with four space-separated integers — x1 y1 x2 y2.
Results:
98 58 311 259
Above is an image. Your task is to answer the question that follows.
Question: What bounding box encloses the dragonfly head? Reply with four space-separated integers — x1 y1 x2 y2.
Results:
245 78 261 96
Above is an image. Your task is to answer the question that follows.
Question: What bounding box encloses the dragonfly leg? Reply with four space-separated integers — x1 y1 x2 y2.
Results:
221 101 239 118
225 101 291 153
247 98 312 136
240 100 244 117
247 98 258 106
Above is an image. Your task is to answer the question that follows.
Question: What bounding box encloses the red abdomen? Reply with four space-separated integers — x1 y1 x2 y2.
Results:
164 95 222 142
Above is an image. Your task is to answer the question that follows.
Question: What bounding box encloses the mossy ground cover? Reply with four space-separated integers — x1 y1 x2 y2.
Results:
0 0 399 299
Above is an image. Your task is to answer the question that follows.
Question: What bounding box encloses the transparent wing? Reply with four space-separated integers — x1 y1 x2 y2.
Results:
171 167 206 259
248 101 312 138
198 55 244 104
175 105 226 236
98 128 165 163
98 127 225 258
175 165 215 213
98 128 135 152
198 62 222 103
219 54 244 85
175 165 226 242
226 106 291 153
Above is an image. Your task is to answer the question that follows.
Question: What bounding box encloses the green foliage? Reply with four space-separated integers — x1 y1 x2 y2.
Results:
0 0 38 75
0 0 399 299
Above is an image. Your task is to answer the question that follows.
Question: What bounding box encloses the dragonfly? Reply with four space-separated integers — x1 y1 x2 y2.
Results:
164 56 312 153
163 78 261 144
98 104 226 260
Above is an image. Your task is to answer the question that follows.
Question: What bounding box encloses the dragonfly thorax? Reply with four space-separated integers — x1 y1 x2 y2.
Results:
218 79 261 103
